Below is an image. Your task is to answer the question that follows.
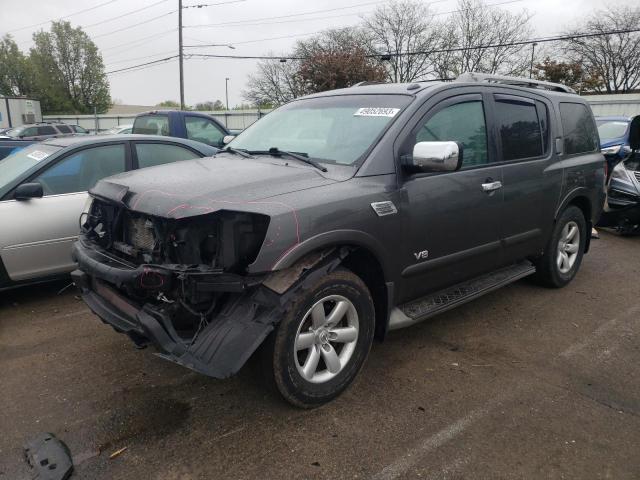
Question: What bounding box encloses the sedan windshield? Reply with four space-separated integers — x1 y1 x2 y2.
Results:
0 144 62 195
4 127 25 138
230 94 412 166
597 120 629 143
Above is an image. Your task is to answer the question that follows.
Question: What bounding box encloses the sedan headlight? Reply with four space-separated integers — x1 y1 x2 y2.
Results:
601 144 622 155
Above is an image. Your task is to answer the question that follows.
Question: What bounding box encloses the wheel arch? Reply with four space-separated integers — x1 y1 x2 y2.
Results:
270 230 393 341
555 189 593 253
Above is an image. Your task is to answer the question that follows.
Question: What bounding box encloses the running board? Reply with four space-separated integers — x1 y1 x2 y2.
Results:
388 261 536 331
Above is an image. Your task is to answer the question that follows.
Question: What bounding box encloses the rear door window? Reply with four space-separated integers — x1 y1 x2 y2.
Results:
185 116 225 146
33 144 126 195
133 114 170 136
559 103 599 155
135 142 201 169
494 95 543 161
37 125 57 136
56 125 72 134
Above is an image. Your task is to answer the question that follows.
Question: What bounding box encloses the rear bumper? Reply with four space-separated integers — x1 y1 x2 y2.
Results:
72 241 280 379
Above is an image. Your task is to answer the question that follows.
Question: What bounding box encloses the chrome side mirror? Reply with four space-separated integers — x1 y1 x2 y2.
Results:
405 141 463 173
222 135 235 145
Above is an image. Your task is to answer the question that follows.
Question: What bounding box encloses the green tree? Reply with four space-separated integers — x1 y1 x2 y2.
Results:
156 100 182 108
29 21 111 114
193 100 225 111
533 57 604 93
0 35 34 96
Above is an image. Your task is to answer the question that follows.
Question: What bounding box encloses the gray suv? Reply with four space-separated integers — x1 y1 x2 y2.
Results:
1 122 75 141
72 73 605 407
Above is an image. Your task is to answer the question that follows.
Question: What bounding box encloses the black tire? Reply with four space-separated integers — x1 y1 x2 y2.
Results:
533 206 587 288
261 268 375 408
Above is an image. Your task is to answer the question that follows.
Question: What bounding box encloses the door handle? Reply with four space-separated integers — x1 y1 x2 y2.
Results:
481 180 502 192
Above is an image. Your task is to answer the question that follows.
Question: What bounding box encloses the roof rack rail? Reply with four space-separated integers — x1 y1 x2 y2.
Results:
352 81 386 87
455 72 576 94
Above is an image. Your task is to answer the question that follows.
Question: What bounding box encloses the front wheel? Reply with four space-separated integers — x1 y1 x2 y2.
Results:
533 206 586 288
262 269 375 408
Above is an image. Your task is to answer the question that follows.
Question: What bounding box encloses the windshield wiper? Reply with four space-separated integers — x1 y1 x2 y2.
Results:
222 146 254 158
264 147 327 172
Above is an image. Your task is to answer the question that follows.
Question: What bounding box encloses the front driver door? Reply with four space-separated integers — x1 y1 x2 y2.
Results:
0 143 128 281
397 93 504 302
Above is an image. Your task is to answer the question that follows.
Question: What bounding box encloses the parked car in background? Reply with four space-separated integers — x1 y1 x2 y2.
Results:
598 115 640 233
73 73 604 407
0 122 75 141
70 125 91 135
104 124 133 135
132 110 232 147
0 135 218 290
597 116 632 170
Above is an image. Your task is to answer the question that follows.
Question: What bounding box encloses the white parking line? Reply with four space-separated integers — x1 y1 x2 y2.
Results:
560 303 640 358
370 405 492 480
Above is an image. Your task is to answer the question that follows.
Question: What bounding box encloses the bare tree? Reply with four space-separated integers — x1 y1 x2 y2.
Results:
243 56 304 107
564 5 640 93
436 0 533 78
361 1 451 82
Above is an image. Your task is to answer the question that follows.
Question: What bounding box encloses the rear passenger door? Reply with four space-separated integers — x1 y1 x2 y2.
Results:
491 91 563 263
132 141 202 169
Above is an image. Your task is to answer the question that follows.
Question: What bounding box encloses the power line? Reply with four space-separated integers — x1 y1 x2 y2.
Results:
184 28 640 61
101 28 178 52
182 0 247 9
183 30 325 48
83 0 171 29
92 10 177 39
105 55 179 74
183 0 520 29
184 0 405 28
7 0 119 33
104 49 178 67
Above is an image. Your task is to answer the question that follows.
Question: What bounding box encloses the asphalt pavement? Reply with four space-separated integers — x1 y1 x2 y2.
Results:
1 230 639 479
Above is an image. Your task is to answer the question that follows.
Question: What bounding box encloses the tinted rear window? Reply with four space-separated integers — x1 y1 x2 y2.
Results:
37 125 57 135
133 114 170 136
494 96 543 161
560 103 598 155
56 125 72 133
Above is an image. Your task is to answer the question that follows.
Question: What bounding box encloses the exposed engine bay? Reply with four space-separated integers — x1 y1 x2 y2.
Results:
73 197 341 378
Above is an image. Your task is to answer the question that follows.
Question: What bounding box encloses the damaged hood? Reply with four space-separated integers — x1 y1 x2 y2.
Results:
90 154 339 218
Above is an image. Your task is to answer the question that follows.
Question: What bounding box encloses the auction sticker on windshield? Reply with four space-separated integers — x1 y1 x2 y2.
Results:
26 150 50 162
354 108 400 117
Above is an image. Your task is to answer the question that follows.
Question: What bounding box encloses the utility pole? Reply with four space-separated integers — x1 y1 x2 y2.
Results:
529 42 538 79
178 0 185 110
225 77 230 110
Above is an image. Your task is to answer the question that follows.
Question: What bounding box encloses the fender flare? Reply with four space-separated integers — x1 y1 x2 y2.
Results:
554 187 595 253
272 229 392 280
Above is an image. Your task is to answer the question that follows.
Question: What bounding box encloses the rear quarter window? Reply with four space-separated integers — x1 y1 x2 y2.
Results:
559 103 599 155
56 125 72 134
37 125 57 135
133 115 170 136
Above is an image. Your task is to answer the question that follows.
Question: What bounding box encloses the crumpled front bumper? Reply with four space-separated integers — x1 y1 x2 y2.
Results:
71 240 280 379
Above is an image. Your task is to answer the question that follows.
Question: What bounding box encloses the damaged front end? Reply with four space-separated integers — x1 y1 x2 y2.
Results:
72 196 336 378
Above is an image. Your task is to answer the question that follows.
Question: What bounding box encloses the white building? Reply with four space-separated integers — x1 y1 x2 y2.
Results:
583 93 640 117
0 96 42 129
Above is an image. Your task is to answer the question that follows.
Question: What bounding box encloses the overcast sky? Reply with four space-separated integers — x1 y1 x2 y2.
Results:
0 0 636 108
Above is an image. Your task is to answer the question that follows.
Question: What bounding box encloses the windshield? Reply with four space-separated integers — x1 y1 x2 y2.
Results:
597 120 629 143
230 95 412 165
4 127 25 138
0 144 62 194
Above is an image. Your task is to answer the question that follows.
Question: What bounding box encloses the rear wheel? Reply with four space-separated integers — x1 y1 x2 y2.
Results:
262 269 375 408
534 206 586 288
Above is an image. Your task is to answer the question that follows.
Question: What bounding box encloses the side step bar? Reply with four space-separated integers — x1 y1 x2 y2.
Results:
388 261 536 331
